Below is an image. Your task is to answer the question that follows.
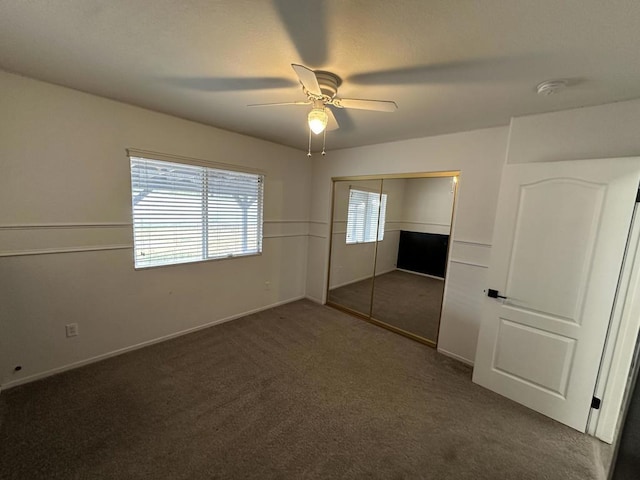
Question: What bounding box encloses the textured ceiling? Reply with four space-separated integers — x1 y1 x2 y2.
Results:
1 0 640 151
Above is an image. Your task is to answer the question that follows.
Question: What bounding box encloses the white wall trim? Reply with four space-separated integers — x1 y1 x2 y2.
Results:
449 240 491 270
263 220 309 224
0 244 133 258
402 221 451 227
1 235 313 257
263 234 309 239
330 267 397 290
1 295 306 391
0 222 131 230
590 203 640 443
332 221 451 228
396 268 444 281
452 239 492 247
437 347 475 366
330 273 376 290
2 221 316 229
448 259 489 269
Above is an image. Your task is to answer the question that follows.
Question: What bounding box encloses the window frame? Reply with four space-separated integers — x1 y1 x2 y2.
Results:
128 149 265 270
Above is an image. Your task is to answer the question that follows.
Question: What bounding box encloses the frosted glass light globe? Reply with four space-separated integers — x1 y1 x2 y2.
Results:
308 108 328 134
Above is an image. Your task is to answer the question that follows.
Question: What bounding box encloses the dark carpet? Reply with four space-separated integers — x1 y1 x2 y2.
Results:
0 300 604 479
329 270 444 341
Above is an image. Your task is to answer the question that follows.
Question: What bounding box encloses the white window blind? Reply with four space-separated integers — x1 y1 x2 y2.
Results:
346 188 387 244
130 156 264 268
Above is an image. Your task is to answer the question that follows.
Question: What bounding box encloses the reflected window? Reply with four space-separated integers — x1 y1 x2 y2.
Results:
346 188 387 244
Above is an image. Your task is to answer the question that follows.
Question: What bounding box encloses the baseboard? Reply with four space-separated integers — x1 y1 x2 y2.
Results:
305 295 323 304
396 268 444 281
330 267 397 290
1 295 306 391
437 347 474 367
592 441 614 480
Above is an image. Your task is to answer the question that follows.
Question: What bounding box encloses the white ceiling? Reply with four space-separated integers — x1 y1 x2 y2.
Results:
1 0 640 151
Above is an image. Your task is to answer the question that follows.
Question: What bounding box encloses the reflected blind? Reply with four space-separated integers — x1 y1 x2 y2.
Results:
346 188 387 244
130 156 264 268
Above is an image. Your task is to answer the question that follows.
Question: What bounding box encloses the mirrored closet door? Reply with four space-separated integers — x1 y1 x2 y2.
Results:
327 179 382 317
326 173 458 346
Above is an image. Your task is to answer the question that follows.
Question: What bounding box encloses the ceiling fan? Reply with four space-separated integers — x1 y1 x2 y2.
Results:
248 64 398 155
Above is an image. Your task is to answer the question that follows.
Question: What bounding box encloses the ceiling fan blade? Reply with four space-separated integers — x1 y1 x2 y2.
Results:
274 0 327 66
164 76 296 91
247 101 311 107
291 64 322 96
330 108 356 133
326 107 339 131
335 98 398 112
347 57 546 86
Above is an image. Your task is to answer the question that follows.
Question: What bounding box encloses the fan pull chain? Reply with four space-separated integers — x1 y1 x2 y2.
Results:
321 128 327 156
307 127 312 157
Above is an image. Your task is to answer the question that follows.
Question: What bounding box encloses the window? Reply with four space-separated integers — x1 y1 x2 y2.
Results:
346 188 387 244
130 155 264 268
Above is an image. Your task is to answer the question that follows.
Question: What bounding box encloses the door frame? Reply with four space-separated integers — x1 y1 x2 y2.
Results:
325 170 461 348
589 199 640 442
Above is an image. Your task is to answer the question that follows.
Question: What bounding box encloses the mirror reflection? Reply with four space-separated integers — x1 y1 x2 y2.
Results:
371 177 455 343
327 174 457 345
327 180 383 317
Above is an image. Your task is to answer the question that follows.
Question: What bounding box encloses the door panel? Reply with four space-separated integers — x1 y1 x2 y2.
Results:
506 179 605 321
493 318 576 396
473 157 640 431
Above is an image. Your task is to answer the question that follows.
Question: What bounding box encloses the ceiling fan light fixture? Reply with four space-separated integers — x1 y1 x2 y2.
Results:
308 107 328 134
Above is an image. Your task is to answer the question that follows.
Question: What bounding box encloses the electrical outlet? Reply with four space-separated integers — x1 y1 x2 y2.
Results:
264 281 271 291
65 323 79 338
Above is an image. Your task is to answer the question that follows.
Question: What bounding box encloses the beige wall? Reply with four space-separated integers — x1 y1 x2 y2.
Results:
0 71 312 388
401 177 455 235
506 99 640 165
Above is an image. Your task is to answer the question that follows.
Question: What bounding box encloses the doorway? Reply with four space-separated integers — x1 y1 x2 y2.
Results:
325 171 459 346
472 157 640 433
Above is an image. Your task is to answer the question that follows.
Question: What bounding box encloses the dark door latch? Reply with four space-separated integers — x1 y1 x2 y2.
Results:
487 289 507 299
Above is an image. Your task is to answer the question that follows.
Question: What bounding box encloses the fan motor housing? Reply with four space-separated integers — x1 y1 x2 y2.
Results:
314 71 342 99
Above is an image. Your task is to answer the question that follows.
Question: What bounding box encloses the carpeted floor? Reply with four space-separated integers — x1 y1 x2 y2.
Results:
329 270 444 341
0 300 606 479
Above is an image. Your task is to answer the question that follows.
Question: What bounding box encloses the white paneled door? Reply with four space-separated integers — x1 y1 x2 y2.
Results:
473 158 640 431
